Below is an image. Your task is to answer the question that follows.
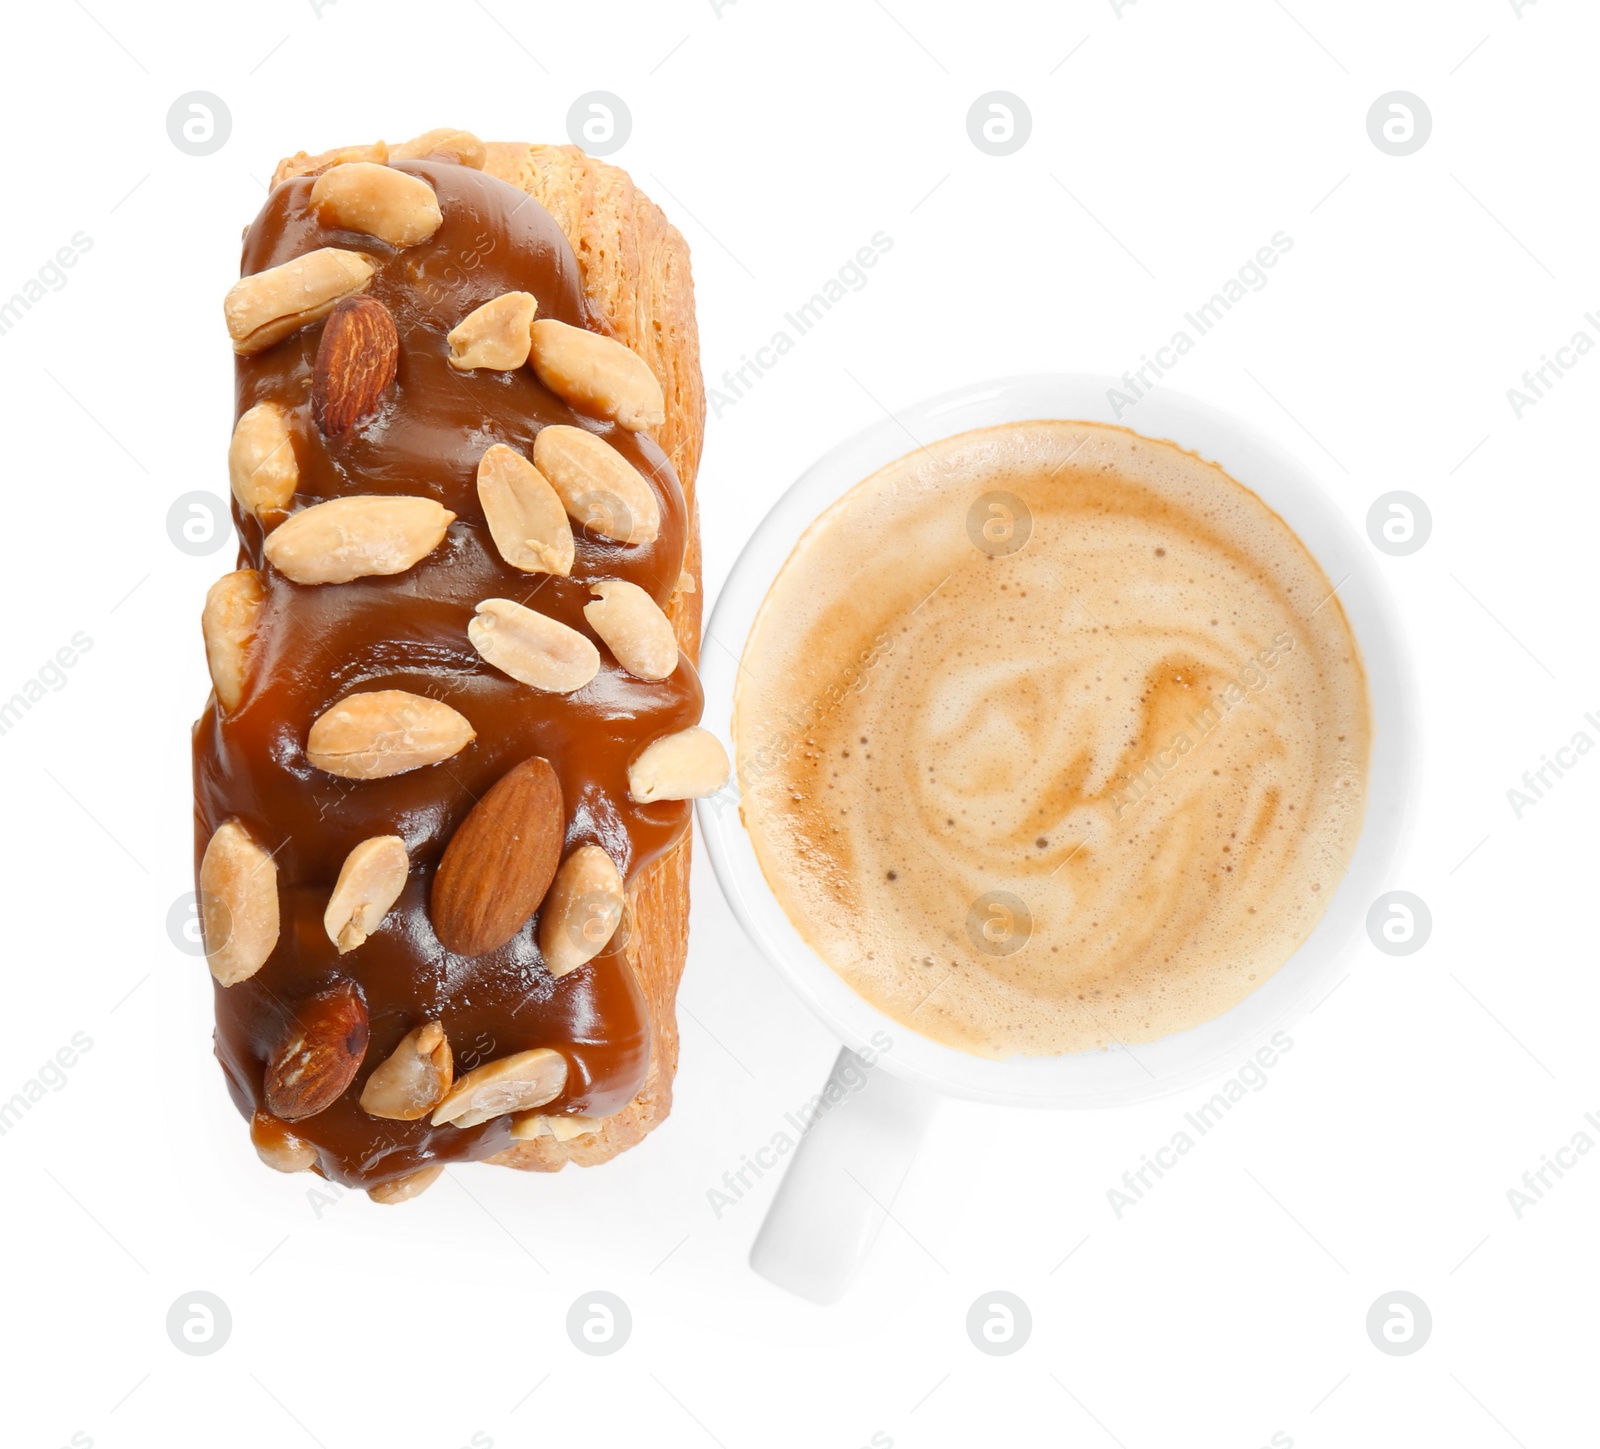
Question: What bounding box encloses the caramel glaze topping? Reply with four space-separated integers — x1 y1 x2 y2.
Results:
193 160 701 1190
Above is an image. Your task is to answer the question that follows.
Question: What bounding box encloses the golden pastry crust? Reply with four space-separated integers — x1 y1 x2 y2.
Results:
273 136 706 1176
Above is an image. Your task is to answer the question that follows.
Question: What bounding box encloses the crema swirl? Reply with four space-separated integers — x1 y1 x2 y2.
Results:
734 420 1369 1057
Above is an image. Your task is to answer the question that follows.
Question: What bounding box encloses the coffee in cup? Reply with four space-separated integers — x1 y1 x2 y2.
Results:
733 420 1370 1058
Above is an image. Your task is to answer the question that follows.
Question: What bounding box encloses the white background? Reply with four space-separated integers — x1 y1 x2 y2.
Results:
3 1 1594 1445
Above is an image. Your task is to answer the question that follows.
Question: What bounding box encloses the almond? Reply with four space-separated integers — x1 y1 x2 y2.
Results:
306 689 475 780
431 1047 568 1129
537 844 626 977
199 819 280 985
225 247 375 354
250 1109 318 1173
312 295 400 437
324 835 409 952
528 319 665 431
431 755 564 957
228 402 299 516
263 495 454 585
475 444 573 575
628 727 731 803
367 1164 444 1203
583 579 678 681
310 162 443 248
468 598 599 693
202 570 265 712
360 1021 453 1121
390 128 487 169
532 425 660 546
264 979 370 1122
447 292 537 370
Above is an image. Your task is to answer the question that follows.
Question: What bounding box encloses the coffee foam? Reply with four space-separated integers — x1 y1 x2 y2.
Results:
734 420 1370 1058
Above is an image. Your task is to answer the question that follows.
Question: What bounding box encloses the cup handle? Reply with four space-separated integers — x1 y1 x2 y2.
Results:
748 1045 938 1304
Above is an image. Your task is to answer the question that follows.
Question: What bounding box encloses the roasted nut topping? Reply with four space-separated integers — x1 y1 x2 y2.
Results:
273 141 388 186
390 128 487 169
584 579 678 681
324 835 409 952
509 1112 603 1143
431 1047 568 1129
628 727 731 803
468 597 600 693
310 162 443 248
199 819 280 985
476 444 573 575
306 689 475 780
225 247 375 354
263 496 455 585
538 844 626 977
431 756 564 957
250 1109 319 1173
228 402 299 516
359 1021 453 1121
532 425 660 547
264 980 369 1122
202 570 265 713
528 319 665 431
311 295 400 436
447 291 538 370
367 1164 444 1204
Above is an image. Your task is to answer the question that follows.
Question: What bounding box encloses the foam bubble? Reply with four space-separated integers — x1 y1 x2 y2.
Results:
734 421 1371 1057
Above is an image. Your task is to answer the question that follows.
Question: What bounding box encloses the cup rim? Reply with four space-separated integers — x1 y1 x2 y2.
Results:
697 372 1417 1108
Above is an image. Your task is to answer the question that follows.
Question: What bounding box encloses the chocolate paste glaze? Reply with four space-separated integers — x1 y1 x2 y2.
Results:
193 160 701 1190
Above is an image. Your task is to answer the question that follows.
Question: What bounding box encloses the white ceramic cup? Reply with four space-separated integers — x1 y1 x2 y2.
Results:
696 374 1417 1304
